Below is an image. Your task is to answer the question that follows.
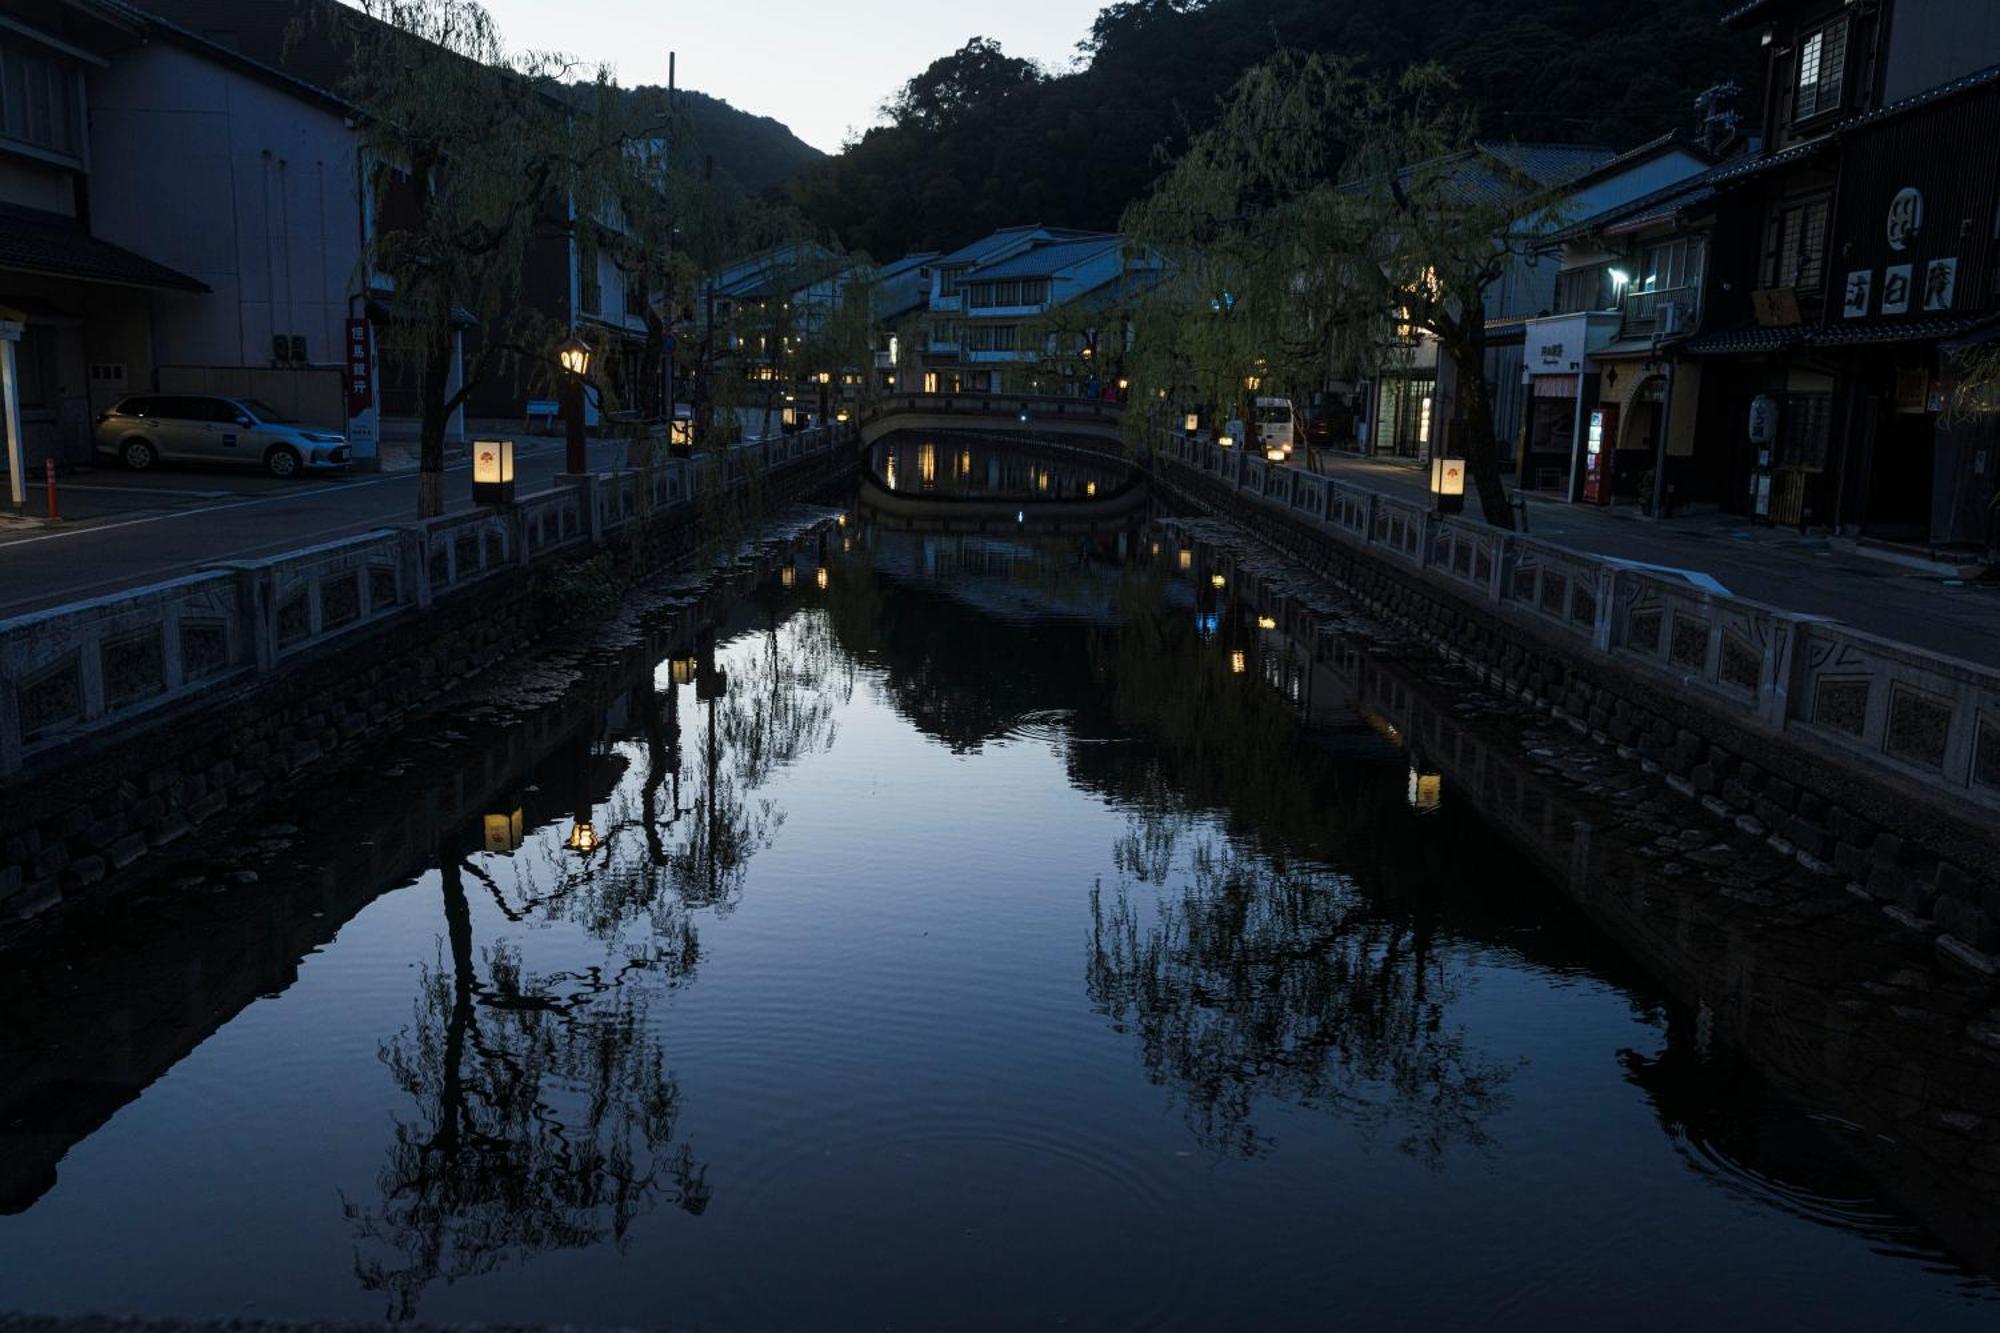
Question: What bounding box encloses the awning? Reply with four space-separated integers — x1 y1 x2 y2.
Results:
1532 374 1580 398
0 205 207 293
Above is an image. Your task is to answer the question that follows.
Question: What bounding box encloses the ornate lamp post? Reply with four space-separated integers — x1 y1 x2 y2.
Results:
557 332 593 475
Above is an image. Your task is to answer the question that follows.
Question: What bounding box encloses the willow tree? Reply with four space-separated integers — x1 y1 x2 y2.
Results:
1124 55 1567 526
333 0 633 516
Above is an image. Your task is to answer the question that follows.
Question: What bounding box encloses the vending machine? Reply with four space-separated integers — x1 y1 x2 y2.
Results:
1581 405 1618 505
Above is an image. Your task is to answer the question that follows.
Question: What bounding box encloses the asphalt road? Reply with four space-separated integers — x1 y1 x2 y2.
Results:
0 438 631 618
1314 454 2000 670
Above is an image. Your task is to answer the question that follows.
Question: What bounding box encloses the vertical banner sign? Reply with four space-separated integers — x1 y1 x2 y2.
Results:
345 318 374 417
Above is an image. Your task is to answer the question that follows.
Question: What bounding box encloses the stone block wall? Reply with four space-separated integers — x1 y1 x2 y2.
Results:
1160 458 2000 975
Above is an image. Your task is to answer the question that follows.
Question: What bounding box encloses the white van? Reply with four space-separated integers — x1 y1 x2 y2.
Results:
1253 397 1296 461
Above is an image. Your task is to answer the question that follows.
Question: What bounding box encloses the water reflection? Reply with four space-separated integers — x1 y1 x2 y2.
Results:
1152 521 2000 1285
870 434 1132 501
1088 834 1509 1161
344 589 852 1318
3 484 1999 1327
346 871 705 1320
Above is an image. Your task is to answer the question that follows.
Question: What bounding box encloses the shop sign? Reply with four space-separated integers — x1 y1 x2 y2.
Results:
1923 258 1958 312
1881 264 1913 316
1886 188 1923 251
345 318 375 416
1842 270 1873 319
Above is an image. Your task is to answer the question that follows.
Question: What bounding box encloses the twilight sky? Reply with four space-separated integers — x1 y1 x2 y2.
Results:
477 0 1107 154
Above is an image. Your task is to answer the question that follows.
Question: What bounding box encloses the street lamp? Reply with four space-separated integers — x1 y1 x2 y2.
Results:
1429 453 1467 515
557 332 593 475
472 439 514 506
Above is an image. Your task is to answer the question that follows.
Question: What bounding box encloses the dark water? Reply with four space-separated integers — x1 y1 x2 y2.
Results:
3 446 1997 1330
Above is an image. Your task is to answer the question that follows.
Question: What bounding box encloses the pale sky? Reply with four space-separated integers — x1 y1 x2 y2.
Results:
478 0 1107 153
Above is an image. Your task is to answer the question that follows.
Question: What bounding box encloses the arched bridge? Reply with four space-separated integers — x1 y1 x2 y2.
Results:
859 393 1127 447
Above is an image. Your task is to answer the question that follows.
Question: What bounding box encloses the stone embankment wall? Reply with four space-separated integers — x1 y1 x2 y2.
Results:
1154 440 2000 975
1185 520 2000 1266
0 433 858 929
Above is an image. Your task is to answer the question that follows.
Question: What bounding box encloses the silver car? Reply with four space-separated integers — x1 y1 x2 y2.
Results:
95 394 352 478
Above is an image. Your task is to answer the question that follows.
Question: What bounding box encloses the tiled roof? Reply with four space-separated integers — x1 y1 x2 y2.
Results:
1552 137 1833 243
1480 143 1621 188
0 207 207 293
1834 61 2000 135
1811 313 2000 347
1387 143 1619 213
1721 0 1781 29
873 252 939 320
934 226 1110 268
964 236 1124 282
874 252 938 280
1676 323 1805 356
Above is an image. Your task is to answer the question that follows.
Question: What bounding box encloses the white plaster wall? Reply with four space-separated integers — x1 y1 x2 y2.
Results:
87 44 364 373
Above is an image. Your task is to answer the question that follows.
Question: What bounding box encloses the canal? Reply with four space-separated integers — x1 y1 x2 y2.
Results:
2 436 1997 1330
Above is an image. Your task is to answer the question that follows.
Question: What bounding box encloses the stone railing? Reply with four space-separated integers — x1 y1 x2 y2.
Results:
1156 428 2000 816
870 391 1126 423
860 392 1127 444
0 424 852 778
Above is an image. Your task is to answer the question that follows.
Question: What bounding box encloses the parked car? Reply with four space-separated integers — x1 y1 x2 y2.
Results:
1300 390 1344 447
1253 396 1296 461
95 394 352 478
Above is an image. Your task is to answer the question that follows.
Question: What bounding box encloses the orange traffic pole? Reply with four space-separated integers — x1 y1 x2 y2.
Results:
43 456 57 520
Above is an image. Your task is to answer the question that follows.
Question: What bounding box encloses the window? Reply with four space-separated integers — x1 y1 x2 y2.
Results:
1767 198 1830 290
0 37 83 160
1641 238 1703 294
966 324 1019 352
1777 393 1832 470
1794 19 1848 122
1556 263 1620 313
966 279 1050 309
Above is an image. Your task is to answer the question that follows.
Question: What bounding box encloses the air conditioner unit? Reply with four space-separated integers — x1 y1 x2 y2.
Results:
1658 301 1687 336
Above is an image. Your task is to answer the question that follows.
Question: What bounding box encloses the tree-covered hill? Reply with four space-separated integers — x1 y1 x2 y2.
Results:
663 88 825 198
790 0 1758 257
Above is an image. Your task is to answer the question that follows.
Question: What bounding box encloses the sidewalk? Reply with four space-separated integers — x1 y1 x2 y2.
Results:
1305 453 2000 670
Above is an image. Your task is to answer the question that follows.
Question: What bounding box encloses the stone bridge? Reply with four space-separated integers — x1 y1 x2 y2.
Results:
859 393 1127 447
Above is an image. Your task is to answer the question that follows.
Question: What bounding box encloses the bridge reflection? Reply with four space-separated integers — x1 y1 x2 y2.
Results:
862 432 1145 534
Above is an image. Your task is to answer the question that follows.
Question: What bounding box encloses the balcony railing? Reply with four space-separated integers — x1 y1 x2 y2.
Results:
1621 284 1699 338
